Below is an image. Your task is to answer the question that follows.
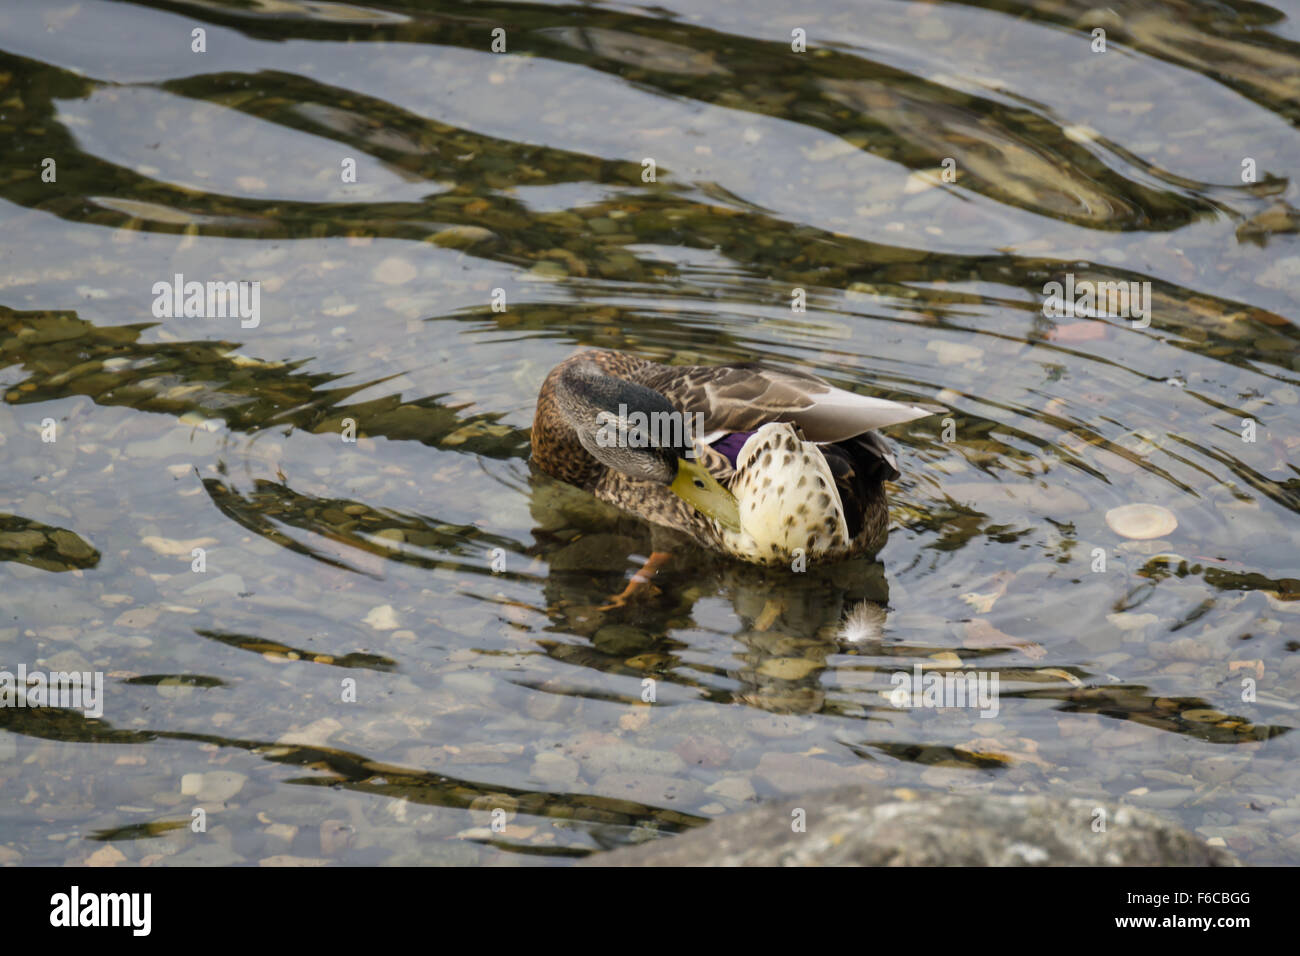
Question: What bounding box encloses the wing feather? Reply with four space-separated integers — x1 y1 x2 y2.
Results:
632 362 941 442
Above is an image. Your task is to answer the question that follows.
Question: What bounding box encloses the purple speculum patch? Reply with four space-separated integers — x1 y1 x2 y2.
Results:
709 431 755 467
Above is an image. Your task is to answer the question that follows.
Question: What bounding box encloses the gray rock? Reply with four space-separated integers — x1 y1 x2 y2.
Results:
159 843 244 867
183 770 247 803
50 530 96 560
580 786 1240 866
592 624 654 656
578 743 685 778
185 573 246 596
0 530 47 551
530 752 581 786
41 651 93 674
594 772 703 806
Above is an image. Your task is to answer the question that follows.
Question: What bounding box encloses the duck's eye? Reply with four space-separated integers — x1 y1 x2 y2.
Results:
694 478 706 489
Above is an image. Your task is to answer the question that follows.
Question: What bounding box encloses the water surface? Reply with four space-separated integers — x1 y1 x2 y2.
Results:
1 0 1298 865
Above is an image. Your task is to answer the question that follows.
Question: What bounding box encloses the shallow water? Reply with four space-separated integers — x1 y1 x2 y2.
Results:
0 0 1297 865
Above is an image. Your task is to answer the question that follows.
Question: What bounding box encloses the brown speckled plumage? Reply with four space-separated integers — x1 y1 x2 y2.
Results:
531 350 650 487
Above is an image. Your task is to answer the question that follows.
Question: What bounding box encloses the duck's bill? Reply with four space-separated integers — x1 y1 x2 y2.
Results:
670 459 742 533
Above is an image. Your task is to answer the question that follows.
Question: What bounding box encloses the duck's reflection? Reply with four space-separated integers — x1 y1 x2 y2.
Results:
528 468 891 714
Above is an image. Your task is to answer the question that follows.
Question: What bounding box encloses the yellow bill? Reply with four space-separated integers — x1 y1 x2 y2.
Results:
670 459 741 533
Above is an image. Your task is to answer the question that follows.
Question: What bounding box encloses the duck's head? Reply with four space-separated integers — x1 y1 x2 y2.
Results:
554 361 741 532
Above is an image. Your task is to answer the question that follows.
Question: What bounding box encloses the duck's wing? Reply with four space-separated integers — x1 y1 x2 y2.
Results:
632 362 942 443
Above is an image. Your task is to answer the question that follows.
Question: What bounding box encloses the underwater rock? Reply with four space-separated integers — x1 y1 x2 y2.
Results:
581 785 1239 866
181 770 247 803
1105 503 1178 540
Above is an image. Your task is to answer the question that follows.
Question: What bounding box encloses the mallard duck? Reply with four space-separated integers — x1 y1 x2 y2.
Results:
532 349 940 569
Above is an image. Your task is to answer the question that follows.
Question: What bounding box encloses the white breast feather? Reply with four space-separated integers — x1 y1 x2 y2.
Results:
721 423 849 563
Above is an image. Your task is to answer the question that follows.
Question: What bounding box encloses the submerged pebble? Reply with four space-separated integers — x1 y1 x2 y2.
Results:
1105 503 1178 540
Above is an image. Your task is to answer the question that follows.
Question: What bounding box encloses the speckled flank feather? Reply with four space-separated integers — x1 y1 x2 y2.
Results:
723 423 851 564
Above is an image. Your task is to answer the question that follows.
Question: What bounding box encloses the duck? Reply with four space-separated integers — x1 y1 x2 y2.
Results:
532 349 941 574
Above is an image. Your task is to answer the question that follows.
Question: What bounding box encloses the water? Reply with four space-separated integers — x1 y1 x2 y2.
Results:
0 0 1297 866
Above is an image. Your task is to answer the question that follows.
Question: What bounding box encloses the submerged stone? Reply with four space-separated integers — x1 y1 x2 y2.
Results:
582 786 1240 866
1105 503 1178 540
